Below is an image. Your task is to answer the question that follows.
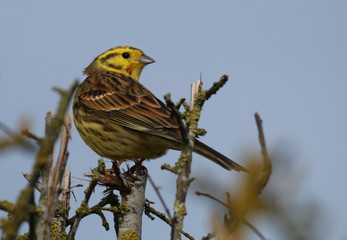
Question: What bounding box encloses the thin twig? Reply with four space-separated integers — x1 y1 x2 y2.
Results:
21 129 42 143
255 112 272 189
144 205 194 240
205 75 228 101
175 98 186 110
0 122 20 137
201 232 215 240
196 191 267 240
165 94 187 143
195 191 228 207
148 175 172 220
243 220 267 240
53 113 72 191
22 172 42 192
0 122 36 150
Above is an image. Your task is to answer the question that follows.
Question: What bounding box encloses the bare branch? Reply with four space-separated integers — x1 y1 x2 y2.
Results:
117 164 148 239
170 77 202 240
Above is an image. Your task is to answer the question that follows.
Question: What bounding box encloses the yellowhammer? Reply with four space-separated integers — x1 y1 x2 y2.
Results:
73 46 247 172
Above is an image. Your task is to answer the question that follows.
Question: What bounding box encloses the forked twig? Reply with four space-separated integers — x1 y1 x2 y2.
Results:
170 75 229 240
67 159 105 240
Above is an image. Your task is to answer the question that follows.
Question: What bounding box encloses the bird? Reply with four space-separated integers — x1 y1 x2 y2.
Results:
73 46 247 172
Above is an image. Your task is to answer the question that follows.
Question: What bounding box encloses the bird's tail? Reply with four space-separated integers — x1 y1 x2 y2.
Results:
193 139 248 172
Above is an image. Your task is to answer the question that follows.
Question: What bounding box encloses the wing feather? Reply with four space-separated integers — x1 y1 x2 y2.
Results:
77 72 181 142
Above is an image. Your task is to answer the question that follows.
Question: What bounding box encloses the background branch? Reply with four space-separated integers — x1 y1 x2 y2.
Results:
226 112 272 234
0 81 78 240
36 112 72 240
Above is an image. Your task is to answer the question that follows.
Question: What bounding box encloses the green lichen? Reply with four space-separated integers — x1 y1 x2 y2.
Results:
161 152 189 174
118 229 140 240
119 203 130 215
49 220 67 240
175 152 188 174
16 232 29 240
102 205 118 212
173 200 187 217
161 163 179 174
1 186 34 239
75 202 89 216
0 200 14 212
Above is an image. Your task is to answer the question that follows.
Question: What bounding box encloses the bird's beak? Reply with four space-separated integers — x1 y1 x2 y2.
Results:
138 54 155 64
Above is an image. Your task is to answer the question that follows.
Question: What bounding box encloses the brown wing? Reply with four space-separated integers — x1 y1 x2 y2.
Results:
77 72 182 142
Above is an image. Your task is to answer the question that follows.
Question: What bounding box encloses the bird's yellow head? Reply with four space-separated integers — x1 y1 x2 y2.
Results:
84 46 155 81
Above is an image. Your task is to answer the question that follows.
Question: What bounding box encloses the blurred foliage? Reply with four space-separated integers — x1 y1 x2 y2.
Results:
194 150 327 240
0 120 36 154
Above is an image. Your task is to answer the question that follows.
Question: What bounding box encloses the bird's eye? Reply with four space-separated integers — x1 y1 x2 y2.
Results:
122 52 130 59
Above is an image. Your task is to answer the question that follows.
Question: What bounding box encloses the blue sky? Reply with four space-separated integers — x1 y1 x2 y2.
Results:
1 1 346 239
